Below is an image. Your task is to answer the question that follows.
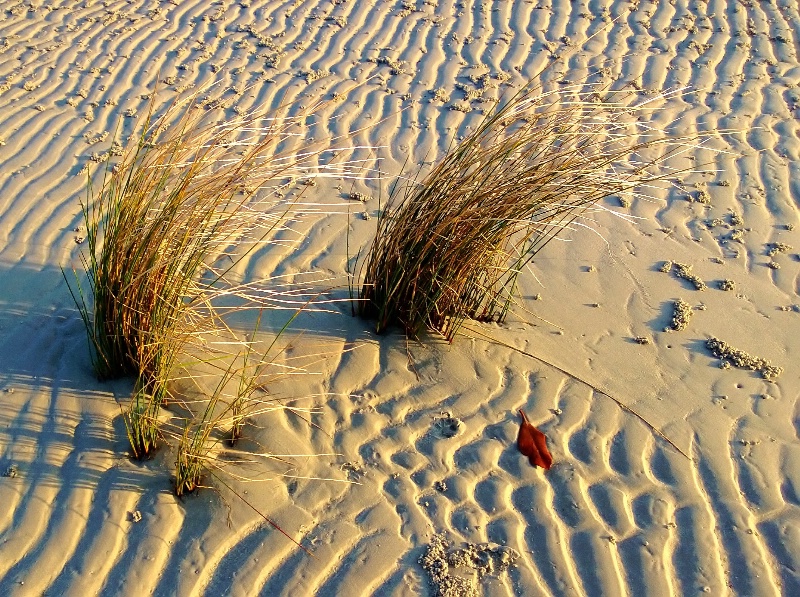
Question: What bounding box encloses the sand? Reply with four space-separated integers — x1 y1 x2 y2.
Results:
1 0 799 595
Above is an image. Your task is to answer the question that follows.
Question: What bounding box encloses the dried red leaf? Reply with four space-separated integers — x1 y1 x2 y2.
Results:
517 409 553 470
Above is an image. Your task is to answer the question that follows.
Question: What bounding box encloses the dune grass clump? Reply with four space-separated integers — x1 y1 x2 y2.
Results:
358 85 709 340
67 89 345 458
172 320 349 498
72 94 295 380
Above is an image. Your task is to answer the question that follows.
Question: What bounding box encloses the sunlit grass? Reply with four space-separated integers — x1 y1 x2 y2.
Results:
358 84 718 340
67 87 363 458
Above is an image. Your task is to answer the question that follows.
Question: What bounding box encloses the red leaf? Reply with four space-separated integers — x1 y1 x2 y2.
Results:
517 409 553 470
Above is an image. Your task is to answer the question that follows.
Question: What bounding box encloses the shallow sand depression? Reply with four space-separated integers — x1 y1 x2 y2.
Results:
1 0 799 595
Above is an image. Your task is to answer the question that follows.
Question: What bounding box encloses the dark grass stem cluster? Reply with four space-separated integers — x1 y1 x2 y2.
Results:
358 85 716 340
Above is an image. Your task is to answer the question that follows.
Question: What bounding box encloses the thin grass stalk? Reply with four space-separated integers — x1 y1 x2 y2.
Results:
124 382 165 460
173 291 319 493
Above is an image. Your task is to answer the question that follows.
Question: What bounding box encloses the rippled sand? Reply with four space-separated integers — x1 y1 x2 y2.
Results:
1 0 799 594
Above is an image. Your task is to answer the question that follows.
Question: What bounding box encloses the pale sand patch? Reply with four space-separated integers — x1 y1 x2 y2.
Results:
1 0 799 595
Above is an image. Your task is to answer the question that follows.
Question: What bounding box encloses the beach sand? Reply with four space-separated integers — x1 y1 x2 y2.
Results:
0 0 799 594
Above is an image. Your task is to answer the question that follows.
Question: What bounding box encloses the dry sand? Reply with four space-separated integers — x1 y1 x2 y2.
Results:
1 0 799 595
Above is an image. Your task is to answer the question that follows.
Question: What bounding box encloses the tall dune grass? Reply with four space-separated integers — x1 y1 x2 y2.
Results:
66 88 356 458
72 94 289 380
358 85 712 340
